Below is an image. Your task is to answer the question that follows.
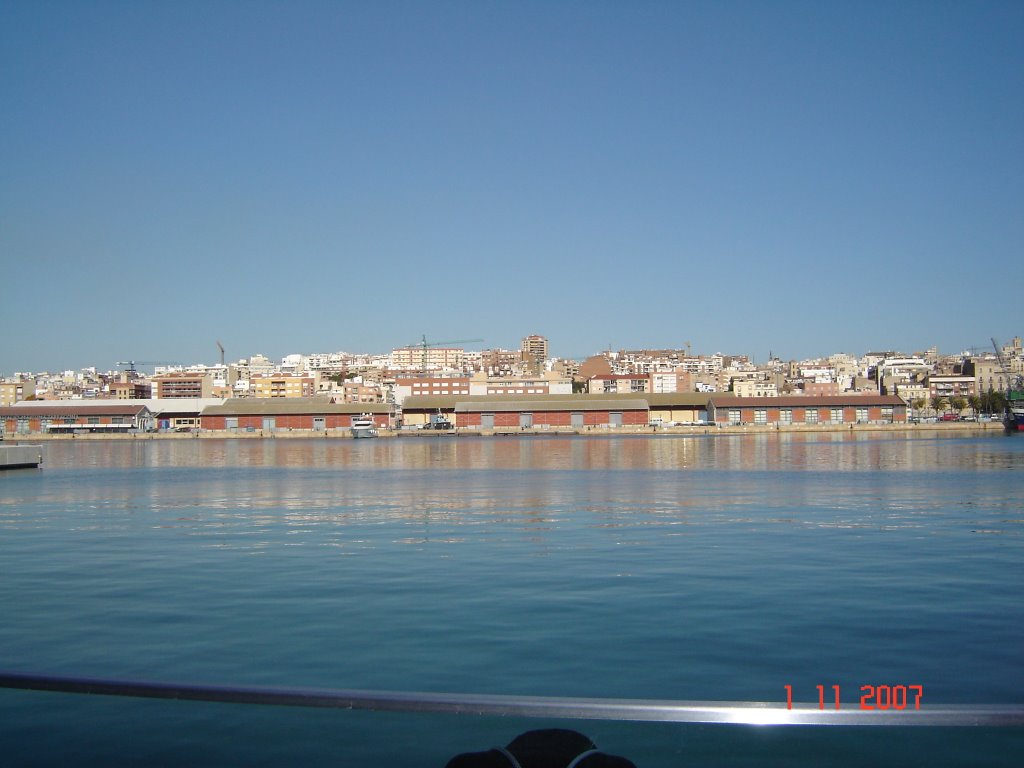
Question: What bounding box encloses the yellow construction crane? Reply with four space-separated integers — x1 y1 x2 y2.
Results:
406 335 484 370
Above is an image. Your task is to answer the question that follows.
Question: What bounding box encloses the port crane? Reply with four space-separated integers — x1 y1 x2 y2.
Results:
406 335 484 371
991 338 1024 392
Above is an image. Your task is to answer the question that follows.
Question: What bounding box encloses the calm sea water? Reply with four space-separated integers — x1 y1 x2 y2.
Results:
1 433 1022 766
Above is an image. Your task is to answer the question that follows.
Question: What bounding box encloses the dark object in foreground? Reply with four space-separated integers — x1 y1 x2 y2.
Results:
446 728 636 768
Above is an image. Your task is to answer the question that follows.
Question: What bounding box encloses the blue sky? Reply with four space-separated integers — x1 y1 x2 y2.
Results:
2 0 1021 373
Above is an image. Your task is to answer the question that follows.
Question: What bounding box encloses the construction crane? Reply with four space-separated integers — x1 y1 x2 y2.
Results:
406 335 484 371
116 360 182 374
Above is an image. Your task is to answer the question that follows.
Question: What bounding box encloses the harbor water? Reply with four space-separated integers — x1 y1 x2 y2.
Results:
1 433 1022 766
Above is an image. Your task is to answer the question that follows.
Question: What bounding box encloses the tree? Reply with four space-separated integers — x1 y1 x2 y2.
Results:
930 395 948 415
981 390 1007 415
967 395 981 415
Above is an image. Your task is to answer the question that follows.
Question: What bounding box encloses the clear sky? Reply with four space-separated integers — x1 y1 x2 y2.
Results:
2 0 1021 374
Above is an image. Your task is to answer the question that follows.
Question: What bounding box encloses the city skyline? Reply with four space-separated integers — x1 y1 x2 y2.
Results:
3 2 1022 373
4 332 1022 381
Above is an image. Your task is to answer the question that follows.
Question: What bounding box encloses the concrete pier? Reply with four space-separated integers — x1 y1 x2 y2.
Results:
0 444 43 470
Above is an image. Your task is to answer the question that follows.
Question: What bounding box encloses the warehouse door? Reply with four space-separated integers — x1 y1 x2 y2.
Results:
481 413 494 429
609 412 623 427
313 417 326 431
519 412 533 429
571 412 584 428
262 417 276 432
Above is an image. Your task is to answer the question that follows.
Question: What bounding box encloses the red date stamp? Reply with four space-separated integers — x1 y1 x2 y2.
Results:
784 684 923 710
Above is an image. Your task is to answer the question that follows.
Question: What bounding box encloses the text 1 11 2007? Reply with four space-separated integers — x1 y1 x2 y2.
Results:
784 684 923 710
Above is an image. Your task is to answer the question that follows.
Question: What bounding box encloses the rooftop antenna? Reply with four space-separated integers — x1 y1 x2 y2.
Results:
216 340 225 366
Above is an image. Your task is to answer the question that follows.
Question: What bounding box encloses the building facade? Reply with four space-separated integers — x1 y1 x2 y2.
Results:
401 393 713 429
390 346 464 371
153 373 213 399
733 380 779 398
0 380 36 407
393 376 472 406
520 335 549 375
1 404 154 434
453 398 649 429
200 400 391 431
587 374 651 395
109 380 151 399
927 375 976 400
706 395 907 426
250 374 316 398
468 371 572 397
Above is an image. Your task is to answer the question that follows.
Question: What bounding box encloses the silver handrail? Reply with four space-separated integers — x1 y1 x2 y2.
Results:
2 672 1022 727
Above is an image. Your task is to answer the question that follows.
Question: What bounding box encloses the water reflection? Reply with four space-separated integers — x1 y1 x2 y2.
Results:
3 436 1021 552
17 433 1024 473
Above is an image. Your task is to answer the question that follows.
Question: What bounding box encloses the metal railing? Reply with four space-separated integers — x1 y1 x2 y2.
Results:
2 672 1022 727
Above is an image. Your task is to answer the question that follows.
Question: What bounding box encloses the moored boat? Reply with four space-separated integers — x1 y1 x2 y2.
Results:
1005 391 1024 433
351 415 378 439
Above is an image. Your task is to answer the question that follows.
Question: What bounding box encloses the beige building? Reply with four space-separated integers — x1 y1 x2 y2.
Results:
0 380 36 407
250 375 316 398
109 379 151 399
588 374 650 394
733 379 778 398
896 383 929 406
520 335 548 375
390 346 464 371
968 357 1024 395
469 371 572 397
152 373 213 399
328 381 384 404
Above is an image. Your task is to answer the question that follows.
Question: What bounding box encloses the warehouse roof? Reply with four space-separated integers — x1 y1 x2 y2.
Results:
0 404 151 417
201 399 391 416
402 392 725 411
707 394 906 407
6 398 225 415
453 399 649 413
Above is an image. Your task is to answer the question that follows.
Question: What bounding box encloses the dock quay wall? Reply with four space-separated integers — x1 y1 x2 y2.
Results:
0 444 43 469
4 421 1006 441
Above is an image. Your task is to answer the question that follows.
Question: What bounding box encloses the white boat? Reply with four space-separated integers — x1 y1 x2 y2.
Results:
350 415 378 439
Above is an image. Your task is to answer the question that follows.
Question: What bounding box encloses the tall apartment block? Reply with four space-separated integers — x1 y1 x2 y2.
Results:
520 335 548 376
